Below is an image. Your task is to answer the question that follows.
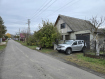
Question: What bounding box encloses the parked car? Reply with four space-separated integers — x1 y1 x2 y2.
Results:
8 38 11 40
56 40 86 55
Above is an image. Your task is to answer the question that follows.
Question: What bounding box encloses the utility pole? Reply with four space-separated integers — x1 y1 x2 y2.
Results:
19 28 20 41
28 19 30 35
26 19 30 44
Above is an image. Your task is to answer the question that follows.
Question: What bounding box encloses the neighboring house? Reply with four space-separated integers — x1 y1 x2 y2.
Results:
54 15 99 49
20 33 25 41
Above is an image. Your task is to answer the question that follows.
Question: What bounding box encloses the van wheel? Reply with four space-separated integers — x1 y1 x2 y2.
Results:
57 50 61 53
66 48 72 55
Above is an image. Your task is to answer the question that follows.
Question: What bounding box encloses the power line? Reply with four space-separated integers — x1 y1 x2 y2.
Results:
32 0 57 19
30 0 48 19
32 0 79 22
31 0 53 20
46 0 79 18
30 0 79 29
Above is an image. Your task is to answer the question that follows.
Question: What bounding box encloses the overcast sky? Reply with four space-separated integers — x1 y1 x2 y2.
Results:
0 0 105 35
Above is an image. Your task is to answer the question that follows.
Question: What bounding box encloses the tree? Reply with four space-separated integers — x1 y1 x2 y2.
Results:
33 20 61 48
6 33 11 38
4 35 8 40
90 16 105 56
0 16 7 38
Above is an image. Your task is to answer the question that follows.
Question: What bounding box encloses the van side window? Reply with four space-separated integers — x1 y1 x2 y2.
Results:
73 41 77 45
78 41 82 44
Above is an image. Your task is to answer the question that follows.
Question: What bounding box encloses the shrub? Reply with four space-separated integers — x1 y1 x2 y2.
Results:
33 20 61 48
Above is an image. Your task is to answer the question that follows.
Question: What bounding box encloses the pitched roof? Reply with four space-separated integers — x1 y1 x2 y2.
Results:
55 15 94 32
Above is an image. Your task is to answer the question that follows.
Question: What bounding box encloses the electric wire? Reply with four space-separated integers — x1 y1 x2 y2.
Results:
30 0 53 20
30 0 49 19
31 0 57 20
46 0 79 18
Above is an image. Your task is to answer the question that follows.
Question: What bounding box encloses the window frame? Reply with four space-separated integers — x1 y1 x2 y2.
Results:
78 41 82 44
72 41 77 45
61 23 65 29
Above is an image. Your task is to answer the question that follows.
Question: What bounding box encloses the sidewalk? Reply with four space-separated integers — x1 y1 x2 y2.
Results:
0 42 6 45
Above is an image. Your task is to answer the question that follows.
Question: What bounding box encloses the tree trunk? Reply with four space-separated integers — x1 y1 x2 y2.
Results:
96 39 100 56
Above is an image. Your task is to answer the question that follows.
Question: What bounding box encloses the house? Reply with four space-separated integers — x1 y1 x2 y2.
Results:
54 15 97 49
20 33 25 41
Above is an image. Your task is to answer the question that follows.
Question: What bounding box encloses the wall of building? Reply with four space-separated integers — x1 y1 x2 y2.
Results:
56 17 72 34
55 18 94 43
56 17 72 41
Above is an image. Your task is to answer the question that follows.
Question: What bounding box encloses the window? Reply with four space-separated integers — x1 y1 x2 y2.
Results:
78 41 82 44
61 23 65 29
65 35 69 40
73 41 77 45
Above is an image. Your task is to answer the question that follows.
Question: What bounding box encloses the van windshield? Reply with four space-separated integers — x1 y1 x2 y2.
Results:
64 40 74 45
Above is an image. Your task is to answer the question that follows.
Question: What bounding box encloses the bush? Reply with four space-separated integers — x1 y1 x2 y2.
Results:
33 20 61 48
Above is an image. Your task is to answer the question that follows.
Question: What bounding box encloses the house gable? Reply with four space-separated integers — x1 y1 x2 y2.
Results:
55 14 94 32
55 15 72 34
54 15 94 42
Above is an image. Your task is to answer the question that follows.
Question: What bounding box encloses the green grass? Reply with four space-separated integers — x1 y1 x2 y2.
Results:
76 53 105 74
64 53 105 74
77 54 105 66
0 45 6 51
0 40 7 51
16 40 27 46
16 40 37 50
39 48 55 53
16 40 54 52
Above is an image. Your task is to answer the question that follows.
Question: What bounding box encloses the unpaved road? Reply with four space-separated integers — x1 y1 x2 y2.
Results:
0 40 104 79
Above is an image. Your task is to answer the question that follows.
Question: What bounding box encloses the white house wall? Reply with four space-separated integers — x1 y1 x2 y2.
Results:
56 18 72 34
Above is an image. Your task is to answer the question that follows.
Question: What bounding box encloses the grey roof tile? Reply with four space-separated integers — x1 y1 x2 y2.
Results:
59 15 94 31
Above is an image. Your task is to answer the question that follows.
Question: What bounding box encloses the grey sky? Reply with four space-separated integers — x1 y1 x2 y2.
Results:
0 0 105 35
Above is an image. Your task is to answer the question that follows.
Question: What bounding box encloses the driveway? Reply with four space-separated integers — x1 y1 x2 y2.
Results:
0 40 104 79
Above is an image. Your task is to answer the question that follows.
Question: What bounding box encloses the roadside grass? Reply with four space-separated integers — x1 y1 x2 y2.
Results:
16 40 27 46
0 40 7 51
77 54 105 66
64 53 105 74
0 45 6 51
26 45 37 50
15 40 54 52
16 40 37 50
39 48 55 53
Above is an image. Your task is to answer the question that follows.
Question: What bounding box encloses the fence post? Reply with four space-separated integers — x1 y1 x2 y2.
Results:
95 40 96 55
83 41 85 56
103 40 105 54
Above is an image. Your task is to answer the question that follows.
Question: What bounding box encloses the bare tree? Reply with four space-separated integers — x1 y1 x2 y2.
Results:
90 16 105 56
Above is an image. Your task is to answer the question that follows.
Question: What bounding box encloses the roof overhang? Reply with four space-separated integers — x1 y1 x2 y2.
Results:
67 31 74 33
54 15 60 27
